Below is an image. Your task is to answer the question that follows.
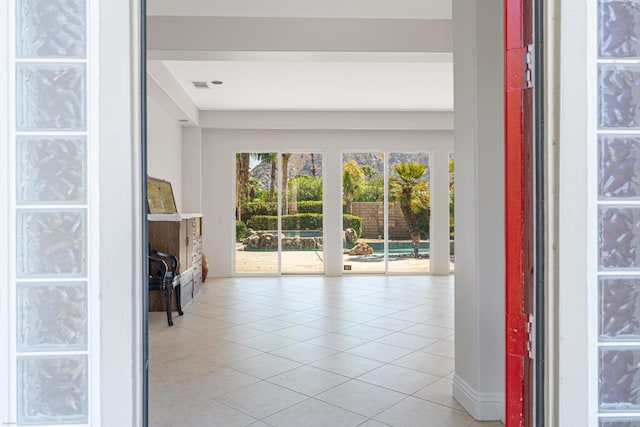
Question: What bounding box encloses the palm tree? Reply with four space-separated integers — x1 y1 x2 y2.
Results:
246 177 263 202
235 153 250 220
251 152 277 202
342 160 364 214
389 161 429 257
310 153 317 178
361 165 377 181
281 153 292 215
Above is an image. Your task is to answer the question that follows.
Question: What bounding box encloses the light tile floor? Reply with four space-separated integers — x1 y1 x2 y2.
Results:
149 275 503 427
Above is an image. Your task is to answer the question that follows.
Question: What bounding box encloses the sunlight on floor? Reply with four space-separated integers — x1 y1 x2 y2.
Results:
148 275 502 427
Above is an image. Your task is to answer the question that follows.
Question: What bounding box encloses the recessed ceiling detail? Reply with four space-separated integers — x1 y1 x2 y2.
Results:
164 60 453 111
148 0 454 112
191 81 209 89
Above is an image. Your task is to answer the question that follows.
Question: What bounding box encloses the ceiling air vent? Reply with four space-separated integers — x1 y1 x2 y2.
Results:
191 81 209 89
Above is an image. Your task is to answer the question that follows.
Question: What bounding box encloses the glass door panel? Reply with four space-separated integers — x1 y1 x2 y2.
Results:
387 152 431 273
281 152 325 274
235 152 279 274
342 153 385 273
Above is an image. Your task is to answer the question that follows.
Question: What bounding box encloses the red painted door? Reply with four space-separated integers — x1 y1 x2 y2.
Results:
505 0 535 425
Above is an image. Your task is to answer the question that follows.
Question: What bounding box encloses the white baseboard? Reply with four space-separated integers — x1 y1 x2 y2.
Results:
452 374 505 422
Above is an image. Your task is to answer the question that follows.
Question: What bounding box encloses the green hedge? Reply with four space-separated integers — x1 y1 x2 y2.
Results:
241 201 277 223
297 201 347 214
248 213 362 235
297 201 323 214
285 213 322 230
247 215 278 231
244 201 348 222
343 214 362 237
249 214 323 230
236 221 247 242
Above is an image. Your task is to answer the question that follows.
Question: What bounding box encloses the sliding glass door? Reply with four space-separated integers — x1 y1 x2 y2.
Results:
387 152 430 273
235 152 279 274
236 150 434 275
281 153 324 274
235 151 325 275
342 152 431 274
342 153 385 273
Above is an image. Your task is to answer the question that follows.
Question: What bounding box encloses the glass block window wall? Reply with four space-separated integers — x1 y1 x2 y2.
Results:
9 0 95 425
598 1 640 424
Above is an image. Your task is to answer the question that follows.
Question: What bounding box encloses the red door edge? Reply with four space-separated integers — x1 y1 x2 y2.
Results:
505 0 533 425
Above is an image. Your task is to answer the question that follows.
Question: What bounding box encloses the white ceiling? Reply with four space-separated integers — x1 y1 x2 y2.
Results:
162 60 453 111
149 0 454 112
147 0 452 19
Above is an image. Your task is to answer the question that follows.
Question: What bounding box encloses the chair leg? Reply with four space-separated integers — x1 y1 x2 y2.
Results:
165 287 173 326
175 284 183 316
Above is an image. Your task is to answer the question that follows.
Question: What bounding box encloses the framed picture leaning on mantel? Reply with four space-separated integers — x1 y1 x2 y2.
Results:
147 176 177 214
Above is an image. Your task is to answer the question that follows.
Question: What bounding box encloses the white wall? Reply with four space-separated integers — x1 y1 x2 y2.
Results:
147 98 184 211
201 128 453 278
452 0 505 421
181 127 203 213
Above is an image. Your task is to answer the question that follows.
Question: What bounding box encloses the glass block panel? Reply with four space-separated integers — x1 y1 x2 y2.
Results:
16 63 86 131
599 65 640 129
17 283 87 351
17 356 88 424
600 277 640 339
600 136 640 199
599 1 640 58
600 348 640 411
599 207 640 269
600 419 640 427
16 0 86 58
17 210 87 278
17 137 87 204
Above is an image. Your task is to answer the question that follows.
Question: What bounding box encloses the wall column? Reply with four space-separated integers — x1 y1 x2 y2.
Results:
431 147 452 275
182 127 203 213
452 0 505 421
100 0 143 423
325 146 343 276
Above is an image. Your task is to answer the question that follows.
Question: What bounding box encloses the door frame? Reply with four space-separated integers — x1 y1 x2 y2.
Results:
138 0 543 425
504 0 544 425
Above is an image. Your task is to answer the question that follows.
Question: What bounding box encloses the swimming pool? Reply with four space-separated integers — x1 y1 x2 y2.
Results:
242 230 432 254
344 241 431 255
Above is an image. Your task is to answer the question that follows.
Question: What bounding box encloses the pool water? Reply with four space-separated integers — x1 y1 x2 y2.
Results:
254 230 323 238
242 229 431 255
344 241 430 255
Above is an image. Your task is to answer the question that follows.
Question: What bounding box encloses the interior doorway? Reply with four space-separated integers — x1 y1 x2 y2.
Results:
0 0 546 425
144 1 510 426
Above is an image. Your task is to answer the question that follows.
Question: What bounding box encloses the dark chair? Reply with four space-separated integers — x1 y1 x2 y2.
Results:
149 250 183 326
